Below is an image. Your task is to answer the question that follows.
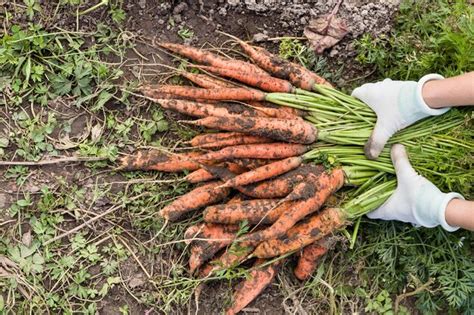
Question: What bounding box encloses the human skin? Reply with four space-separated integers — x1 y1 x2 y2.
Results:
445 199 474 231
423 71 474 108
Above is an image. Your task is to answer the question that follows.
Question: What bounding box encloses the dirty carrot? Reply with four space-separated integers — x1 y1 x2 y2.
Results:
230 158 270 170
203 199 294 225
250 104 302 120
180 71 236 89
242 169 345 242
188 223 240 273
189 132 273 149
294 241 328 280
158 42 269 76
225 258 283 315
195 65 295 93
219 156 303 188
237 40 333 89
197 143 310 162
141 84 267 101
252 207 345 258
154 99 263 118
185 162 247 183
159 181 231 221
118 150 201 172
185 116 317 144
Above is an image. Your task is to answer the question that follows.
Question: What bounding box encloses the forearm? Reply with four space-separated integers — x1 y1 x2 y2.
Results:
422 72 474 108
445 199 474 231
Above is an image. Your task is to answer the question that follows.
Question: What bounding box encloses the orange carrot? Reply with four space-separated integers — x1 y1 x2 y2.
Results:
219 156 303 188
226 258 283 315
118 150 201 172
250 105 302 120
186 116 317 144
203 199 294 225
180 71 236 89
242 169 345 242
195 65 295 93
188 223 240 273
238 40 333 89
154 99 264 118
141 85 267 101
230 158 271 170
253 207 346 258
189 132 273 149
185 162 247 183
158 42 269 76
160 181 231 221
294 241 328 280
197 143 310 162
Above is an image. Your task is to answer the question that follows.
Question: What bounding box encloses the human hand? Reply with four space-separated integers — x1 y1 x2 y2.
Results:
351 74 450 159
367 144 463 231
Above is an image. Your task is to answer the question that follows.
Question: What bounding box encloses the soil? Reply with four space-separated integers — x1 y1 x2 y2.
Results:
0 0 400 314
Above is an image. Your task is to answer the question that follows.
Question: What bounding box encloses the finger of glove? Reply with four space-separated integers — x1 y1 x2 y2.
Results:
390 144 419 181
364 120 392 159
367 188 416 223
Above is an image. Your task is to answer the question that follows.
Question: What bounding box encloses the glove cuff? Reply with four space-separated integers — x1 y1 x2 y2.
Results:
415 74 450 116
437 192 464 232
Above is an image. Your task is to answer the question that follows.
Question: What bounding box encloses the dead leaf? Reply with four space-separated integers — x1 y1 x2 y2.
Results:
22 230 32 247
304 14 348 53
128 273 146 288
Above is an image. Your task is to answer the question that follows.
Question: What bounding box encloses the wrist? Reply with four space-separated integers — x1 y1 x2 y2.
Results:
437 192 464 232
416 74 451 114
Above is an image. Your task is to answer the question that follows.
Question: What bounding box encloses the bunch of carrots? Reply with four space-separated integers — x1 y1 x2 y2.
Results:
118 37 471 314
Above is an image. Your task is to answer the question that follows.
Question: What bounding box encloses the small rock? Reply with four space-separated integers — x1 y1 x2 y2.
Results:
218 7 227 16
227 0 240 5
252 32 268 42
129 274 146 288
173 2 188 15
138 0 146 9
174 14 182 23
157 19 165 25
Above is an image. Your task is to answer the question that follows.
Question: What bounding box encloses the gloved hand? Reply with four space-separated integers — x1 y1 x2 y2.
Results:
367 144 463 231
351 74 450 159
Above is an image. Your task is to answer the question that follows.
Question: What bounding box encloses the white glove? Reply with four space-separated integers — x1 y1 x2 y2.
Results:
351 74 450 159
367 144 463 231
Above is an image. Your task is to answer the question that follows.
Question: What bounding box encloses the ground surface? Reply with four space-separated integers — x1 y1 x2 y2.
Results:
4 1 472 314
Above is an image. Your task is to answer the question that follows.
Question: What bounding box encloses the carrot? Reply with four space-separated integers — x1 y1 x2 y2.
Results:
253 207 346 258
231 158 271 170
226 258 282 315
154 99 264 118
180 71 236 89
186 116 317 144
189 132 273 149
186 162 247 183
195 65 295 93
219 156 303 188
238 40 333 89
160 181 231 221
188 223 240 273
227 194 246 204
242 169 345 242
236 164 325 199
141 85 267 101
294 241 328 280
118 150 201 172
249 104 302 120
203 199 294 225
197 143 310 162
158 42 269 76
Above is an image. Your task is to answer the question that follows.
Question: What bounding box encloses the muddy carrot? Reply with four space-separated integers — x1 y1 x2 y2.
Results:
186 162 247 183
180 71 236 89
141 85 267 101
118 150 201 172
159 181 231 221
226 258 283 315
197 143 310 162
219 156 303 188
253 207 346 258
186 116 317 144
242 169 345 242
154 99 264 118
203 199 293 225
294 241 328 281
189 132 273 149
195 65 295 93
188 223 240 273
230 158 270 170
250 105 302 120
238 40 333 89
158 42 269 76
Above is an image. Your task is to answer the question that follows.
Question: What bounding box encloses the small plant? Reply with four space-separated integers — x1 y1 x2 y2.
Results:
178 27 194 40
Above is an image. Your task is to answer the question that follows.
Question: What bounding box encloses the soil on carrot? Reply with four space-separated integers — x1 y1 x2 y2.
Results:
0 1 402 314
